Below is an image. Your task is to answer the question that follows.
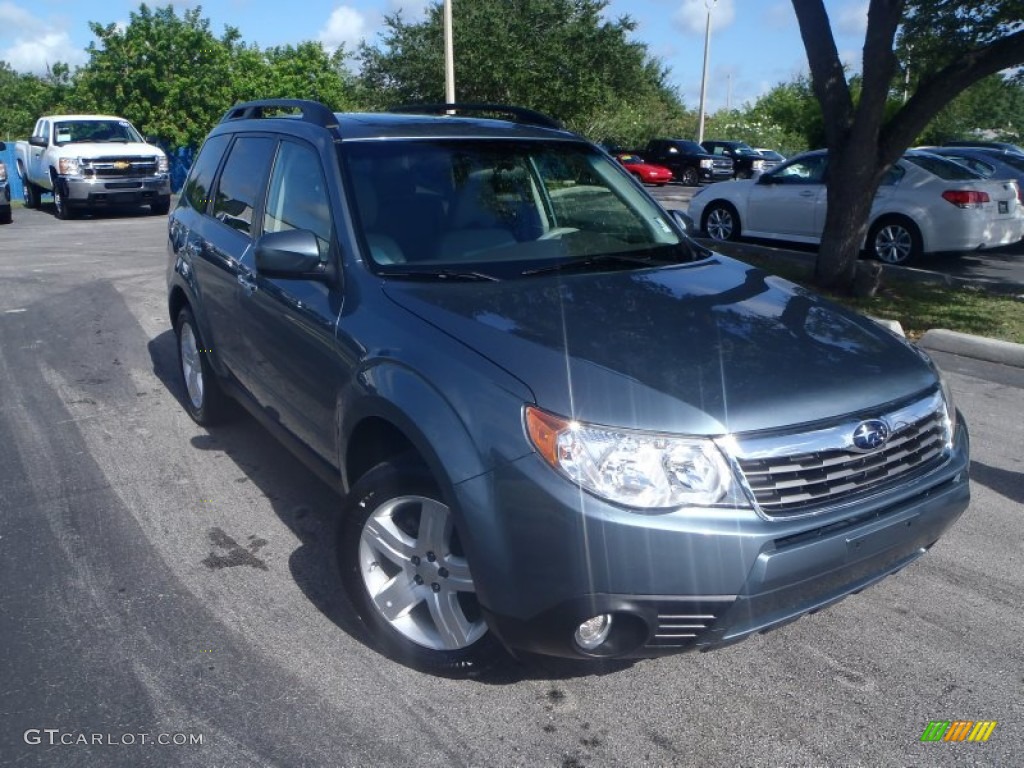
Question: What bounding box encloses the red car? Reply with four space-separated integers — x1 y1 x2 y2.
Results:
616 153 673 185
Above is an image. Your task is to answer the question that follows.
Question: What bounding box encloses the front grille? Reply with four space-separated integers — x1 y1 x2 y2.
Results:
732 391 949 518
82 156 159 179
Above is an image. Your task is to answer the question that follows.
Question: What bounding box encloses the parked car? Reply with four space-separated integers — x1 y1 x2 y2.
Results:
689 149 1024 264
700 140 765 179
943 140 1024 155
928 146 1024 195
642 138 732 185
754 148 786 171
15 114 170 219
0 142 11 224
168 100 969 674
615 153 673 185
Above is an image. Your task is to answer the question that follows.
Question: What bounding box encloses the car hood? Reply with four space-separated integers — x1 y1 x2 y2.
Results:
380 256 936 435
59 142 164 159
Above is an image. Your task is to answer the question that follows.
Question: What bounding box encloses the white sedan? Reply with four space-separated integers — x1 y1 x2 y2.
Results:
687 149 1024 264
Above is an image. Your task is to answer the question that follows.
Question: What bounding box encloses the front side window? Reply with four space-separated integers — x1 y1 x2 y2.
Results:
342 139 694 278
212 136 276 235
263 141 334 260
770 156 827 184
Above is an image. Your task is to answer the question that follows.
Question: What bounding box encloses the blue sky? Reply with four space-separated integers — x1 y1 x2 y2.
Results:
0 0 870 112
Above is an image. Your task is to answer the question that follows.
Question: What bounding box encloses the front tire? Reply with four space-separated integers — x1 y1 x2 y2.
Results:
52 174 74 220
868 216 921 264
151 196 171 215
680 167 700 187
174 306 231 425
702 202 741 241
339 457 504 676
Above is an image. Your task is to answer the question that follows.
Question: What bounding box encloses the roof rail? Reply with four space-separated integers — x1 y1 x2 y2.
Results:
388 103 564 131
219 99 340 133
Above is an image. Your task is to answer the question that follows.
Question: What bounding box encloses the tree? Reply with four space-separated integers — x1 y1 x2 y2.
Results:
0 62 73 140
792 0 1024 292
357 0 684 139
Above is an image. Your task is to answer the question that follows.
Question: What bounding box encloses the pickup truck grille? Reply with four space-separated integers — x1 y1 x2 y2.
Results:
81 156 160 179
712 157 733 170
730 391 950 518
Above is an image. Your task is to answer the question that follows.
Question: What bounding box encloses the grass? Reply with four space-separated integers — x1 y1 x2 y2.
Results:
718 247 1024 345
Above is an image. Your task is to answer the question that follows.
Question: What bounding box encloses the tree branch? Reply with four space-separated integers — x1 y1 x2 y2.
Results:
880 28 1024 163
791 0 853 147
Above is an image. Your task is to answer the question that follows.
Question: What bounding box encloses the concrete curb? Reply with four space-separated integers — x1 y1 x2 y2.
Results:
918 329 1024 368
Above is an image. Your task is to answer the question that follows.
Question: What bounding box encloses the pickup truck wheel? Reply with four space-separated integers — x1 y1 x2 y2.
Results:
174 307 231 425
151 196 171 216
680 167 700 187
339 456 504 676
51 175 74 220
20 166 39 209
0 207 11 225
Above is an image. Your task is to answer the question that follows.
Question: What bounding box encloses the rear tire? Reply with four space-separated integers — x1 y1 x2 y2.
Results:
868 216 921 264
20 165 39 209
174 306 231 425
338 456 505 676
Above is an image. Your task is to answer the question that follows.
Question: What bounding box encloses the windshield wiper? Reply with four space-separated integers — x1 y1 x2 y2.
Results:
380 268 500 282
521 252 657 277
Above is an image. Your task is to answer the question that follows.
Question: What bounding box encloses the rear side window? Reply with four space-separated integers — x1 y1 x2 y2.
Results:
905 154 983 180
263 140 334 260
181 134 230 212
212 136 276 234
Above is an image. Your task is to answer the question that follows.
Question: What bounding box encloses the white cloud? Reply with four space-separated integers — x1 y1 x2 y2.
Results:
672 0 736 38
318 5 370 52
0 2 87 74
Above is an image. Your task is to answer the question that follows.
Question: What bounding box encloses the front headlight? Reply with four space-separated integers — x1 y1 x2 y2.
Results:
0 162 7 182
58 157 82 176
699 158 713 169
157 155 169 173
938 369 957 447
525 407 747 510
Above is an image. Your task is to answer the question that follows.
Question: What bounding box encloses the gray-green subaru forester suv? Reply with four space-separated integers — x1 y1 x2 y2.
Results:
166 100 969 674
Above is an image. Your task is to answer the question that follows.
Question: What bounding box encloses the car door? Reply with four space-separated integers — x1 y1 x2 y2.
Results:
234 137 349 462
745 155 828 238
191 134 277 398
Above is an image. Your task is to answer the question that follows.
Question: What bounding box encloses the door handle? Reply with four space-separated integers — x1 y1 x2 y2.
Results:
237 274 257 296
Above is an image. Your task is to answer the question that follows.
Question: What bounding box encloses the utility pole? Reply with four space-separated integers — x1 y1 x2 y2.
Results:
444 0 455 105
697 0 717 143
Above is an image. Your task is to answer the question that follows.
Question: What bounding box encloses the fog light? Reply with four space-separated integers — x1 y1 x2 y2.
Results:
575 614 613 650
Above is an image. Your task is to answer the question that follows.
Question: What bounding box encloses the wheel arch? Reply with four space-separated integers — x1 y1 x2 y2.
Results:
867 211 929 254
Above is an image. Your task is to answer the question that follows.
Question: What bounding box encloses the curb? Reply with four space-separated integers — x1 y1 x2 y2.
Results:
918 329 1024 369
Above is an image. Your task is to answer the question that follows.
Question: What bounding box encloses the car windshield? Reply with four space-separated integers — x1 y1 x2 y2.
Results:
342 139 695 279
905 154 985 180
53 120 144 145
732 144 760 156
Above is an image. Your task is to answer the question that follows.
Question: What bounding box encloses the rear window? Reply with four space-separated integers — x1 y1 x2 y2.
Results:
905 154 984 180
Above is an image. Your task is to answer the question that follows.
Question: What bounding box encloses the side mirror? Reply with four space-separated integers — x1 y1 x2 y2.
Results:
756 173 775 185
750 169 764 182
669 209 694 235
255 229 333 282
29 135 48 148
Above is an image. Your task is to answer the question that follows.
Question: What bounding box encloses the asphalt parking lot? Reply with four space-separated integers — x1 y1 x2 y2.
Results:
1 203 1022 767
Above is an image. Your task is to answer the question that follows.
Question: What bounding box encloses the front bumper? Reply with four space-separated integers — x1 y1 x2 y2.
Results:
458 418 970 660
62 175 171 207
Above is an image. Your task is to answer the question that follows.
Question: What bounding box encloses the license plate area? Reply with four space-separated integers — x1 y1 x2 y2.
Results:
999 200 1009 214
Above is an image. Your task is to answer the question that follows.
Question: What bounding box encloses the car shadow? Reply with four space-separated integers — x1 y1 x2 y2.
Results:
33 199 160 220
969 460 1024 505
147 328 632 682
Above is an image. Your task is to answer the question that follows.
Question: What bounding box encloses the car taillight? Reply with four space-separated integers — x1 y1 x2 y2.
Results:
942 190 990 208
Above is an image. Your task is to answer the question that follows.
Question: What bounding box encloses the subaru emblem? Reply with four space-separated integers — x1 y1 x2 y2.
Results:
852 419 890 452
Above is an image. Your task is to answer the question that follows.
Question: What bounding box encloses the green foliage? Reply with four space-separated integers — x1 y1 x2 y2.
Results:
357 0 684 141
0 62 73 140
917 74 1024 144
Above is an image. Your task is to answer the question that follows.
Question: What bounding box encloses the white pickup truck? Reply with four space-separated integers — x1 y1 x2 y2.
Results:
15 114 172 219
